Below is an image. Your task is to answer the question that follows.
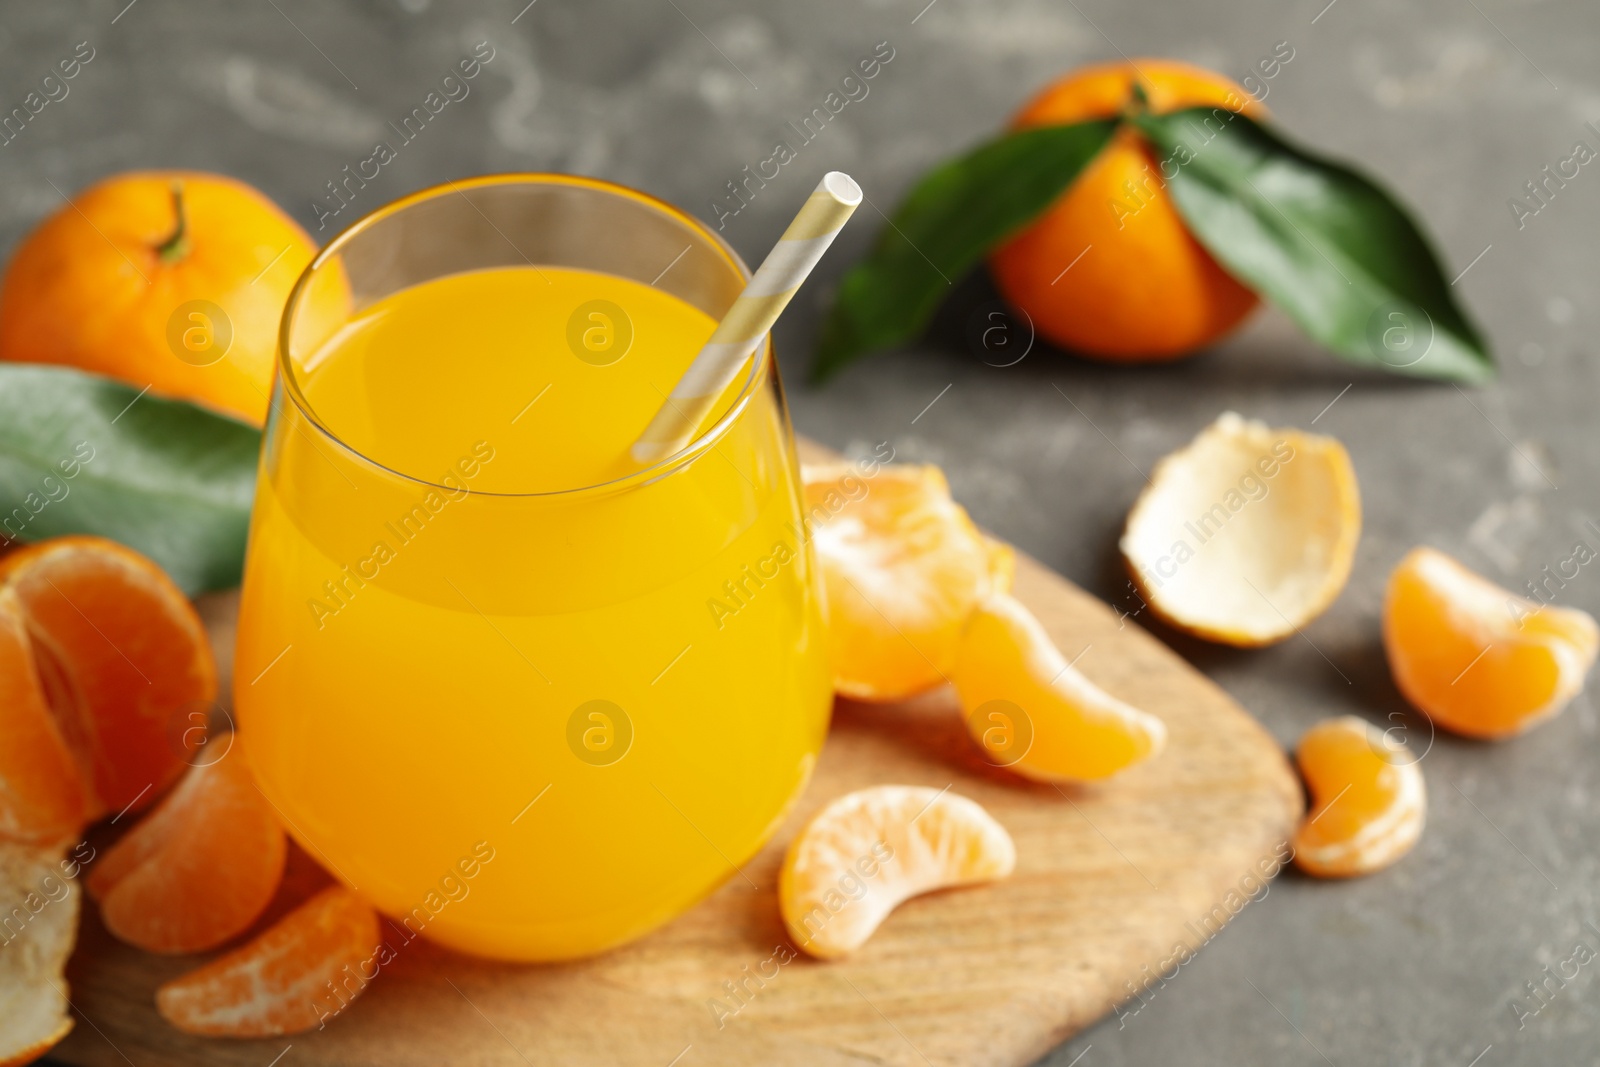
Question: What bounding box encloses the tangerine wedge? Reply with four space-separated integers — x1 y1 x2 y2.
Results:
1384 547 1599 738
780 785 1015 959
157 886 382 1037
1121 412 1360 646
89 750 286 954
0 842 79 1066
953 592 1166 781
1292 716 1424 878
0 536 216 820
0 594 88 845
804 463 1010 701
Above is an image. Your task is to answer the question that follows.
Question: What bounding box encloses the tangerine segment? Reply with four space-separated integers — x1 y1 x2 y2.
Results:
1121 412 1360 647
0 536 216 819
780 785 1015 960
91 751 286 954
157 887 381 1038
0 842 79 1066
803 464 1004 701
1384 547 1598 739
0 593 88 845
1292 716 1424 878
953 593 1166 781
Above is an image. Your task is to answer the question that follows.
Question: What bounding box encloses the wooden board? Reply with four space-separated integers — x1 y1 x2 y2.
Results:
54 440 1302 1067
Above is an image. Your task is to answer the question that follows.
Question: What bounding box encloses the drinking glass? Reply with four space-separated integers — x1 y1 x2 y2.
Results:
235 175 831 962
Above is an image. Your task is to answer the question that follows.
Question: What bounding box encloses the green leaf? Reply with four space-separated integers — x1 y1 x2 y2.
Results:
1133 107 1493 382
0 365 260 594
813 119 1117 380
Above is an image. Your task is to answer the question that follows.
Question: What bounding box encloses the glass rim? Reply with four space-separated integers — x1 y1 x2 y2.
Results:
275 172 771 500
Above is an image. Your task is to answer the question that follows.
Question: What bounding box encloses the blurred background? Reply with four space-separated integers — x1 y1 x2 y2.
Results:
7 0 1599 1063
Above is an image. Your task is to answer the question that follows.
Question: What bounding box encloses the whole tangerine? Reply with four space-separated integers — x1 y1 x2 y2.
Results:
0 170 346 426
988 60 1264 361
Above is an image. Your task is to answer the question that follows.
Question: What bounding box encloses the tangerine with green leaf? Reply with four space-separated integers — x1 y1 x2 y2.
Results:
0 171 348 426
815 57 1490 382
989 59 1263 361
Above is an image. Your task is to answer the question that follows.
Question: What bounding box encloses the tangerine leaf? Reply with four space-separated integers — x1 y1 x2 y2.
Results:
1135 107 1493 382
812 119 1116 380
0 365 258 593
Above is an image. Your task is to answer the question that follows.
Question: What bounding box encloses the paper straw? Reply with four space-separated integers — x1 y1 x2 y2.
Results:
631 171 862 463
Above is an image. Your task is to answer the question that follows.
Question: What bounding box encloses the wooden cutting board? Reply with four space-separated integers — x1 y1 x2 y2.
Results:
53 440 1302 1067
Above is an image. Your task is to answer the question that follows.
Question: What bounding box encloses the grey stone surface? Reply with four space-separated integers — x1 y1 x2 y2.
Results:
5 0 1600 1063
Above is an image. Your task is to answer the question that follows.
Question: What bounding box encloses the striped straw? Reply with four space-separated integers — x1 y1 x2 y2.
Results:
631 171 862 463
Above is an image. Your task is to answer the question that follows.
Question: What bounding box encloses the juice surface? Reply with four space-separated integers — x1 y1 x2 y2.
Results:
236 265 831 961
300 266 734 492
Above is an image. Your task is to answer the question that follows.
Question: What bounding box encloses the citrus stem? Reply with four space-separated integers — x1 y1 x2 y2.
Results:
1120 78 1150 123
155 183 189 264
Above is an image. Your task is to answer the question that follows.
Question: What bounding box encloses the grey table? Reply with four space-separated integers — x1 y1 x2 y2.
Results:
8 0 1599 1063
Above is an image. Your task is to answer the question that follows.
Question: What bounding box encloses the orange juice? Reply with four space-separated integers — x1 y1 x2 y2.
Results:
236 261 831 961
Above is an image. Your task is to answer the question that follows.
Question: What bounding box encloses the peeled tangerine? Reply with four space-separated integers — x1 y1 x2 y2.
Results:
1384 547 1599 738
0 843 78 1067
0 536 217 842
953 592 1165 781
158 886 381 1037
804 463 1013 701
88 750 287 954
1292 716 1424 878
1121 412 1360 646
780 786 1014 959
0 537 210 1065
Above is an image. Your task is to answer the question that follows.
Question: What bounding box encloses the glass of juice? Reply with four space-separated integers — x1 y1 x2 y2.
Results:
235 174 832 962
